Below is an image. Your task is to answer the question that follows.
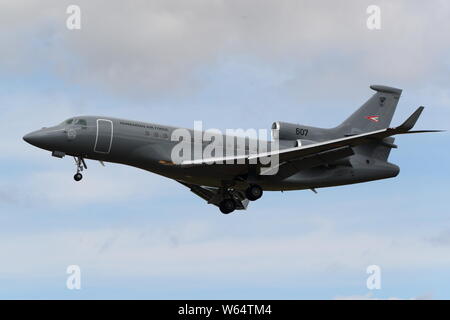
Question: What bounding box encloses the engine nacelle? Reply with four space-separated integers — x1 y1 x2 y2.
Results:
275 138 315 149
294 139 316 147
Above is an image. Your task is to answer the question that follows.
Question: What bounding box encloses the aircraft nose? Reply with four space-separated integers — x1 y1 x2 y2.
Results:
23 131 40 145
23 129 60 150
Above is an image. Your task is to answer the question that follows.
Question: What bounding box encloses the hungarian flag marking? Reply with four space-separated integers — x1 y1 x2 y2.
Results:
366 116 380 122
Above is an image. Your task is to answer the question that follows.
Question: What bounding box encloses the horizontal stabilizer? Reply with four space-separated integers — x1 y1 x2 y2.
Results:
397 129 445 134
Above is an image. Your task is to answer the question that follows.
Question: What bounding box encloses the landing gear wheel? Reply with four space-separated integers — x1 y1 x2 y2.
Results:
219 199 236 214
245 184 263 201
73 156 87 182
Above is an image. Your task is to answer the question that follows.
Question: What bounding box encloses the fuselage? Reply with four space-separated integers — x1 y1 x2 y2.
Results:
23 115 400 191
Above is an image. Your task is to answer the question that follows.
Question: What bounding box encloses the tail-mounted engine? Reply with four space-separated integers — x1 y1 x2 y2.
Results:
271 121 333 145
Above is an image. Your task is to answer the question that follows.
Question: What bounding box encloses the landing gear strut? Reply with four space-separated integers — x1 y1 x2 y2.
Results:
73 156 87 182
219 198 236 214
245 184 263 201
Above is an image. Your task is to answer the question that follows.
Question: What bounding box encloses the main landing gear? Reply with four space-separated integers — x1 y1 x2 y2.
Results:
245 184 263 201
73 156 87 182
219 199 236 214
218 184 264 214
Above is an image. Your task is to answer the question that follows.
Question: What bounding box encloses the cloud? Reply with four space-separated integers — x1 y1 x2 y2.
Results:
0 187 18 205
1 0 450 98
0 92 77 161
0 0 449 299
1 165 173 207
2 220 450 283
427 230 450 247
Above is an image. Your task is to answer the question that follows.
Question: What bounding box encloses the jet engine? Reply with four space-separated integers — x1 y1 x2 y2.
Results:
271 121 333 143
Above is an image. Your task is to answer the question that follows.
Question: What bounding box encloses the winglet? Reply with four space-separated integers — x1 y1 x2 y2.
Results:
397 106 424 131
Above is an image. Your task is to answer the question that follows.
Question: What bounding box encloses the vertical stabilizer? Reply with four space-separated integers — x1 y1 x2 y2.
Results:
337 85 402 134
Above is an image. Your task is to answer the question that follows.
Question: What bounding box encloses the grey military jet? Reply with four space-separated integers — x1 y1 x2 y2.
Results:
23 85 440 214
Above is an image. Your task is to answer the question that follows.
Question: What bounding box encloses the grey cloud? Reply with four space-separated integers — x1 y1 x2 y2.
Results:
0 187 18 205
1 0 450 98
97 234 119 255
427 230 450 247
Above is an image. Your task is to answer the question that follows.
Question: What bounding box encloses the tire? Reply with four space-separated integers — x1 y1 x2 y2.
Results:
74 173 83 181
219 199 236 214
245 184 263 201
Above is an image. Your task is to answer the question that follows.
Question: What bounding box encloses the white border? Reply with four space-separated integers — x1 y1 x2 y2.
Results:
94 119 113 154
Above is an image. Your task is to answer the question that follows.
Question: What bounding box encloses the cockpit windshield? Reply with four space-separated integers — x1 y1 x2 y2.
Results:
75 119 87 126
60 118 88 128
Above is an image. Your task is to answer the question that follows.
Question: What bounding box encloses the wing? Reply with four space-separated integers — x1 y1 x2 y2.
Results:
180 107 441 167
178 181 249 210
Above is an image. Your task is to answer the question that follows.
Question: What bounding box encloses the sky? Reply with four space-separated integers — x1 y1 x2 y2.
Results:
0 0 449 299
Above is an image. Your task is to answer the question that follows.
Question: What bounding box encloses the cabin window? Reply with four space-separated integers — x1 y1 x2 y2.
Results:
65 118 73 125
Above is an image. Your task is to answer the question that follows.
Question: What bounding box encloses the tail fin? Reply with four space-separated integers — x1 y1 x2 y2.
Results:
337 85 402 134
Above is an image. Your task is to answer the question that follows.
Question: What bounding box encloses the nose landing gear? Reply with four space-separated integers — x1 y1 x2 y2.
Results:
73 156 87 182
